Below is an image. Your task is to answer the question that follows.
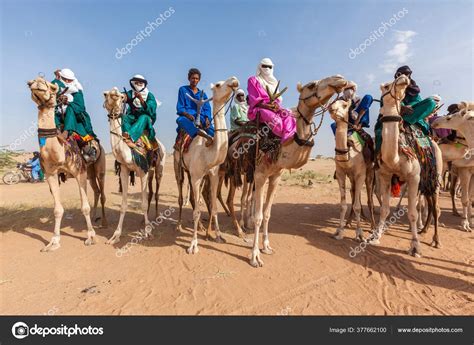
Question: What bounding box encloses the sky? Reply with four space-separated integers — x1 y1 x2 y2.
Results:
1 0 473 156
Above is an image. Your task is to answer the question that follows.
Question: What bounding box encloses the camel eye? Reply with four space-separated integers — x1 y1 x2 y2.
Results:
307 82 316 90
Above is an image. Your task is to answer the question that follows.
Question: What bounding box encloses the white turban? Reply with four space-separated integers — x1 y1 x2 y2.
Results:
130 74 161 108
256 58 280 101
234 88 248 113
58 68 83 105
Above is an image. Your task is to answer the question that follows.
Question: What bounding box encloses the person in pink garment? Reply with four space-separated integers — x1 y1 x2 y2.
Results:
247 58 296 143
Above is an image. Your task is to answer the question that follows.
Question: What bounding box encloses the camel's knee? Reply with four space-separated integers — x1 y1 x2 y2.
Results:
54 206 64 219
193 210 201 222
81 204 91 216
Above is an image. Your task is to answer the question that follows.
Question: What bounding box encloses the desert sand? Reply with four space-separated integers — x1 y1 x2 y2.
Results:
0 155 472 315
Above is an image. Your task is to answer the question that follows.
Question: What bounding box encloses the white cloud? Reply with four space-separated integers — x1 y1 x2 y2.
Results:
379 30 417 73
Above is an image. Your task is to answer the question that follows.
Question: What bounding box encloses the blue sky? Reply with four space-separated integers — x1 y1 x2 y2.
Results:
1 0 472 156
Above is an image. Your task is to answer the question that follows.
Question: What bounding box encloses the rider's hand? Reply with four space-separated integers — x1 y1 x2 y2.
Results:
205 117 211 129
401 105 414 116
59 95 68 105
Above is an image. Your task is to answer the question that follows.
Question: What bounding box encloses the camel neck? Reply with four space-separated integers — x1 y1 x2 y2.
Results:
334 121 348 153
209 99 228 159
38 107 56 129
381 104 400 166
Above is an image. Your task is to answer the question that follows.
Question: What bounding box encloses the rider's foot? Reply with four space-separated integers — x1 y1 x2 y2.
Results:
122 133 137 149
197 129 214 147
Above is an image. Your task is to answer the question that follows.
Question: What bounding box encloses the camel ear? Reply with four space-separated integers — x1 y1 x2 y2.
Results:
296 82 303 93
380 83 388 92
210 83 215 89
103 91 109 97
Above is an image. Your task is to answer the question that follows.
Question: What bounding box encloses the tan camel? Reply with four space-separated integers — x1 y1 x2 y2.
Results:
174 76 240 254
369 75 443 256
103 87 165 243
329 99 375 241
432 103 474 231
27 77 102 251
248 75 349 267
147 140 166 219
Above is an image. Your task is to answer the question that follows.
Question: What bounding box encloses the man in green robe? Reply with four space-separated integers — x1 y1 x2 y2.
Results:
51 68 97 140
375 65 437 152
122 74 159 149
230 89 249 132
51 68 98 162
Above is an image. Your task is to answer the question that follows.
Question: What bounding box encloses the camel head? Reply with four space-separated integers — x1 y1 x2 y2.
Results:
210 76 240 104
296 75 348 108
328 99 351 123
432 102 474 131
103 87 126 116
27 77 58 108
379 75 410 112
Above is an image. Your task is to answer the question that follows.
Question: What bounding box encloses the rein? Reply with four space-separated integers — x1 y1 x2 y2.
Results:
212 90 235 132
380 75 405 121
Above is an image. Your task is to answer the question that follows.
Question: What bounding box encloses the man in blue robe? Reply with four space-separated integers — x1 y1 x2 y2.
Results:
176 68 214 146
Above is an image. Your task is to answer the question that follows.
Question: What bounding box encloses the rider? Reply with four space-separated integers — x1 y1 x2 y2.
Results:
176 68 214 147
122 74 160 149
51 68 98 162
427 95 452 140
247 58 296 143
27 151 42 182
230 89 249 132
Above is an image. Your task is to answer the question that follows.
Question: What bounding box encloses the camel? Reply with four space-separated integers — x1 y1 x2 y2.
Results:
432 103 474 231
247 75 349 267
27 76 106 251
103 87 165 244
174 76 240 254
329 99 375 241
147 141 166 219
369 75 443 256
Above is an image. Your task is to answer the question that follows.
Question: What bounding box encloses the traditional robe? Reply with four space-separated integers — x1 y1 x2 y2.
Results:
122 89 157 142
51 79 96 138
331 94 373 135
230 103 249 131
176 85 214 138
247 76 296 143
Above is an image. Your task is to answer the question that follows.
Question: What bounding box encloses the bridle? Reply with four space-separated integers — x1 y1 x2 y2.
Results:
30 78 55 110
105 96 127 138
294 82 341 146
331 103 352 162
211 88 236 132
379 75 406 123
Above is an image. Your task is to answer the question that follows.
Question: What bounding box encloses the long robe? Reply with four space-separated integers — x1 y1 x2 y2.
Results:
176 85 214 138
247 76 296 143
331 94 373 135
122 89 157 142
51 79 96 138
230 103 249 131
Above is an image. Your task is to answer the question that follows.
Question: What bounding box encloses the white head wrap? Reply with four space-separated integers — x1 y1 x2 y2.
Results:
234 88 248 113
59 68 83 95
130 74 161 108
256 58 280 101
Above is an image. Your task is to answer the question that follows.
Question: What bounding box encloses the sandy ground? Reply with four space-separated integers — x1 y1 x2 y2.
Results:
0 155 473 315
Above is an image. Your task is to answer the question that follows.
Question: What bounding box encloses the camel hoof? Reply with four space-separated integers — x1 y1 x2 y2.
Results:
430 241 442 249
462 222 472 232
215 236 226 244
187 245 199 254
106 236 120 245
333 231 344 240
84 237 96 246
262 247 274 255
367 238 380 245
250 250 264 267
408 247 422 258
176 224 183 232
41 242 61 252
355 235 364 242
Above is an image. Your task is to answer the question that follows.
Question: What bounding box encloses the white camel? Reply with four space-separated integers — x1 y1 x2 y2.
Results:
432 102 474 231
329 99 375 241
27 77 97 251
103 87 165 244
174 76 240 254
370 75 443 256
249 75 349 267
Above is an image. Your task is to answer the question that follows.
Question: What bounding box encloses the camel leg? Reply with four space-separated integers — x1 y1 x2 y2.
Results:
98 171 107 228
459 169 472 232
187 176 202 254
41 173 63 252
77 172 96 246
88 166 100 224
451 173 460 216
261 173 282 255
333 168 348 240
140 173 152 239
407 175 422 257
107 167 129 244
227 179 247 240
174 154 185 232
207 168 226 243
396 183 407 211
368 172 391 245
430 194 441 248
217 173 231 216
417 195 425 231
353 173 365 241
250 173 266 267
243 180 255 230
147 168 155 218
154 164 163 219
366 167 376 229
